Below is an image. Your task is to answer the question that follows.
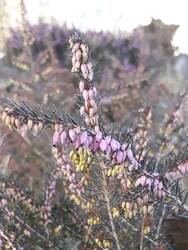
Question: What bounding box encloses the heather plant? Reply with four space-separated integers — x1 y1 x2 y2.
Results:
1 32 188 250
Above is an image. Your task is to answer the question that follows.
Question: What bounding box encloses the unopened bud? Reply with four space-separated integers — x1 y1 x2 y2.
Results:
27 119 33 130
38 121 43 131
75 50 82 61
5 115 11 126
81 64 89 79
33 124 39 136
15 118 20 128
75 61 81 69
1 111 7 122
10 116 15 126
72 43 80 54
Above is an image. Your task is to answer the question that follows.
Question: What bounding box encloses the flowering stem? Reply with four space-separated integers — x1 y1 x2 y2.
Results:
100 160 121 250
155 204 167 240
121 218 158 246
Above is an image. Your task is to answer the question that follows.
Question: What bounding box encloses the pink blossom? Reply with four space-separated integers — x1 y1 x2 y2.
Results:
88 89 94 99
91 140 99 152
81 64 89 79
95 131 103 142
116 151 124 163
132 158 139 169
145 178 152 188
83 90 89 101
79 131 88 144
80 106 86 116
75 50 82 61
93 86 97 96
136 175 147 187
100 139 108 152
68 129 77 142
53 131 60 146
127 148 134 161
60 131 67 144
121 143 128 151
110 139 118 151
90 99 97 112
20 124 28 138
105 135 111 144
74 138 81 149
79 81 85 92
72 43 80 54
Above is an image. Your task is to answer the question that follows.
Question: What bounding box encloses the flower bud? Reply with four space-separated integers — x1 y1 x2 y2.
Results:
72 54 76 66
71 66 78 73
55 123 60 132
27 119 33 130
53 131 60 146
80 131 88 144
87 62 93 81
75 50 82 61
68 129 76 142
100 139 107 152
80 106 86 116
1 111 7 122
90 99 97 111
89 107 94 117
72 43 80 54
60 131 67 144
105 135 111 144
5 115 11 126
116 151 124 163
79 81 85 92
82 52 88 62
80 43 88 53
10 116 15 126
83 90 89 101
81 64 89 79
95 131 102 142
121 143 128 150
75 61 80 70
20 124 28 138
33 124 39 136
38 121 43 131
127 148 134 161
88 89 94 99
15 118 20 128
110 139 118 151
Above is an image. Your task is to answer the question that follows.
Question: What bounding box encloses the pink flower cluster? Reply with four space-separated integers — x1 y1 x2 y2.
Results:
56 153 84 195
79 80 99 131
165 160 188 182
70 41 92 78
52 125 138 169
135 174 166 197
69 38 99 131
42 176 58 222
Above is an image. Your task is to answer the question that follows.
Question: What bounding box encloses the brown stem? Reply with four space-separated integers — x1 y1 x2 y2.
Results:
100 160 121 250
140 215 145 250
155 205 167 240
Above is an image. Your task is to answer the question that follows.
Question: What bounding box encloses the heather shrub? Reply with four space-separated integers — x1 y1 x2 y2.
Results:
0 2 188 249
0 31 188 250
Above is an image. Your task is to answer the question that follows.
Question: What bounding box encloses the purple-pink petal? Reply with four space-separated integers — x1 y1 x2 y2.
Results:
53 131 60 146
100 139 107 152
116 151 124 163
